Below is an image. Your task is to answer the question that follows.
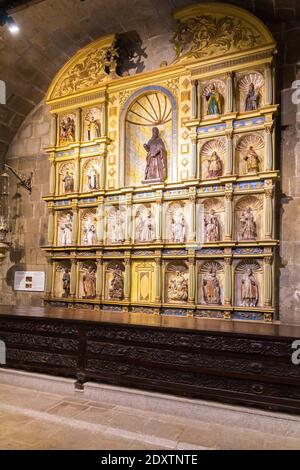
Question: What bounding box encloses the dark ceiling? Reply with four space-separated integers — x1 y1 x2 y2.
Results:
0 0 299 165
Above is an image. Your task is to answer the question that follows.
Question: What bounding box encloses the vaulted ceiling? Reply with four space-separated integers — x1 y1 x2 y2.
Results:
0 0 299 165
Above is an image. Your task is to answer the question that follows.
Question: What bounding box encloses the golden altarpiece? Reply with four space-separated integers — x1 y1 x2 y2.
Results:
43 4 279 323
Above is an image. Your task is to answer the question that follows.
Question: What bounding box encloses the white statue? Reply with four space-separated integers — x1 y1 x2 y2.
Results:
168 271 188 302
61 213 72 245
87 166 99 190
111 209 124 243
85 112 101 141
204 209 220 242
239 207 257 240
136 208 154 242
83 216 97 245
171 208 186 243
241 268 259 307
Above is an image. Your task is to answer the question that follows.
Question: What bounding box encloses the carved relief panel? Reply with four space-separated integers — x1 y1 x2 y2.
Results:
78 262 97 299
82 107 102 141
81 158 101 193
236 71 265 113
235 133 264 175
197 198 224 244
165 261 189 304
80 209 97 246
104 261 125 301
54 261 71 298
57 211 73 246
235 195 263 242
134 204 156 243
105 205 126 245
59 114 76 145
166 201 187 243
200 138 226 179
198 260 224 305
58 161 75 195
234 259 263 308
200 79 226 119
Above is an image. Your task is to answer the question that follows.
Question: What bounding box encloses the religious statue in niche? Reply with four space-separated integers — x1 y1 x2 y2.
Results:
168 270 188 302
243 146 260 174
238 73 264 113
61 170 74 193
143 127 167 183
82 266 96 299
62 267 70 298
87 165 99 190
60 115 75 144
239 207 257 240
136 207 155 243
85 110 101 141
204 83 222 115
245 83 260 111
83 215 97 246
237 134 263 175
204 209 220 242
207 151 222 178
60 213 72 245
109 267 124 300
202 267 221 305
171 206 186 243
241 268 259 307
109 208 125 244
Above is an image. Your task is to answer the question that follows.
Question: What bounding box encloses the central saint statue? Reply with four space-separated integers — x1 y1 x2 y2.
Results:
143 127 167 183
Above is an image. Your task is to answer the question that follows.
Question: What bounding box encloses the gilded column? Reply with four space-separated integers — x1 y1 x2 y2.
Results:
264 256 272 307
224 258 232 306
224 187 233 241
47 206 54 246
125 193 132 244
45 256 52 297
101 103 107 137
96 197 104 244
188 187 196 242
225 130 234 175
190 137 197 179
155 256 161 303
74 156 80 192
71 206 78 245
191 80 199 119
70 258 77 298
265 64 273 106
50 114 57 147
188 256 196 303
264 185 273 240
226 72 234 113
96 258 103 300
99 152 106 190
124 257 131 301
265 124 274 171
155 191 163 242
75 109 81 142
49 157 56 195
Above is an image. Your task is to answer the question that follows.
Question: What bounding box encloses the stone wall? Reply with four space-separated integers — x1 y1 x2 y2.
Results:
1 102 50 306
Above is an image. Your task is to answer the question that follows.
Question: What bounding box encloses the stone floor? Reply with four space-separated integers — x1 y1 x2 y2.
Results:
0 381 300 450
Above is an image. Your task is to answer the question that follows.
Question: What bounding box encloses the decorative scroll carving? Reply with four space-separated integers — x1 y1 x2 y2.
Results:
172 15 261 63
51 36 119 99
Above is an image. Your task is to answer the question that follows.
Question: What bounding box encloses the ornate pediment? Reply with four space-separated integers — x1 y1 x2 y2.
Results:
171 4 275 64
47 35 118 102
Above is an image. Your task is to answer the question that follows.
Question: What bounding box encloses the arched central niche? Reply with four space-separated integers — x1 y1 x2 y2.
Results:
121 86 177 187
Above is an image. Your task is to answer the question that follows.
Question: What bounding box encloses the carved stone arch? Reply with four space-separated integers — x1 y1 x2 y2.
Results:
120 85 178 186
